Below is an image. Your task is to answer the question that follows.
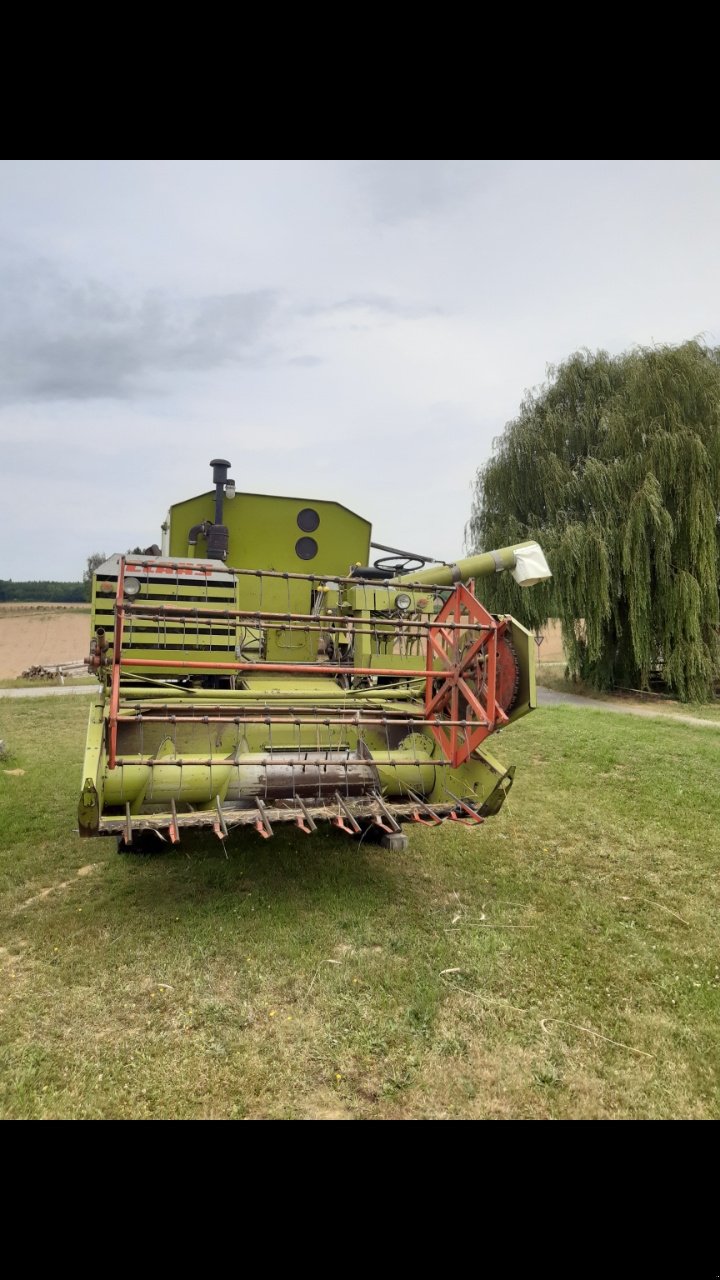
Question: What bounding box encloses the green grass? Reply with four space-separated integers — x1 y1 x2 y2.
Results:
1 695 719 1119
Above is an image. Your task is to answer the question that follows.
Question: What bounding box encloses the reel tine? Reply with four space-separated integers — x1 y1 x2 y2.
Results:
406 788 445 827
333 791 361 835
254 797 274 839
371 791 402 834
168 798 180 844
295 796 317 835
444 787 485 827
213 795 229 840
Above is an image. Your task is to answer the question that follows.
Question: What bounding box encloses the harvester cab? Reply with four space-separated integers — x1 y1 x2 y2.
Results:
79 460 551 850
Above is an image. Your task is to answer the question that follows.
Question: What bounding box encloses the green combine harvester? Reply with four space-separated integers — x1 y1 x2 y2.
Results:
79 459 551 850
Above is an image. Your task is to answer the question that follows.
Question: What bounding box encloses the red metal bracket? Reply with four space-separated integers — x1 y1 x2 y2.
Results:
372 815 394 833
448 812 484 828
447 792 485 827
333 816 357 836
411 810 443 827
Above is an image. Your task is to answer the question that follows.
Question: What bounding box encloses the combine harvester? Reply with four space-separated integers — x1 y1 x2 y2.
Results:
79 460 551 851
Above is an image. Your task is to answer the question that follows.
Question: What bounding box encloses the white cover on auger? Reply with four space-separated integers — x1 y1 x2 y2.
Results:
510 542 552 588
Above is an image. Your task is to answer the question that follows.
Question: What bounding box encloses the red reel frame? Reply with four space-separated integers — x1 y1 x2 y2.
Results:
425 583 510 767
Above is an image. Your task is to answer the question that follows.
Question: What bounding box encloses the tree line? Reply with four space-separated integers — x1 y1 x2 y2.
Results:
0 580 86 603
0 553 107 604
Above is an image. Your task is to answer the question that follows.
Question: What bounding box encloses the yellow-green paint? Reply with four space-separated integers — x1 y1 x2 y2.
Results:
78 698 106 834
80 482 542 838
168 489 371 576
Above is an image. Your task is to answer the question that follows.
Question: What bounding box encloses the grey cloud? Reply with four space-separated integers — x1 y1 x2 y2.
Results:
286 355 323 367
351 160 504 223
0 255 279 403
310 294 444 319
0 254 443 404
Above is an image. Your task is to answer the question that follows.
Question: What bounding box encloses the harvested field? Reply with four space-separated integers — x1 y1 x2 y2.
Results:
0 604 89 679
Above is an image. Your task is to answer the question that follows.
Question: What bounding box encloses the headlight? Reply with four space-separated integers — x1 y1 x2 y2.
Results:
124 577 141 597
394 592 412 612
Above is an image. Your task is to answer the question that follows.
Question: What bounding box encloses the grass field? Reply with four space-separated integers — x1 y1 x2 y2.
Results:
1 695 719 1119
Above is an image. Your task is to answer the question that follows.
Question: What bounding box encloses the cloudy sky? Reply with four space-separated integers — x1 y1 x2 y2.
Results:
1 159 719 580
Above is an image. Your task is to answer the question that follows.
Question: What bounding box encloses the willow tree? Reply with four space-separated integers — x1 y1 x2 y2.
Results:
467 341 720 701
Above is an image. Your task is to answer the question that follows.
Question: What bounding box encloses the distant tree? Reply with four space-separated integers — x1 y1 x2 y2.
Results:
0 580 85 602
468 341 720 701
83 552 106 601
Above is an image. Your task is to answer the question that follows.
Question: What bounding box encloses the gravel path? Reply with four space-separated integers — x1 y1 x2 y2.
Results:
537 685 719 729
0 685 97 700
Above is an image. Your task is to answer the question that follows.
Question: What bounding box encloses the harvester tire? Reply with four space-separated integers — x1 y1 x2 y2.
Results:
379 832 409 852
116 831 165 856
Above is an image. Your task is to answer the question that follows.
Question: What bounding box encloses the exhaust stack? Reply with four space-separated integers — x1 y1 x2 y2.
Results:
187 458 234 560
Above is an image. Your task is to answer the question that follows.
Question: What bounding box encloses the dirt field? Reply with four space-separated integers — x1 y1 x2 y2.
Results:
0 605 89 678
0 604 565 680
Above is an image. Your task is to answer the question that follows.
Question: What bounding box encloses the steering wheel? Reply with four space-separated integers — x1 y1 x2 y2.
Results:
373 554 426 576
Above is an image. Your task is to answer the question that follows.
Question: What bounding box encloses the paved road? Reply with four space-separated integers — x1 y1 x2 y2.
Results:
0 684 97 700
537 685 719 730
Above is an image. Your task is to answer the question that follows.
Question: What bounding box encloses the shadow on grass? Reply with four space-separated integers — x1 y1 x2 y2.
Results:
106 824 407 919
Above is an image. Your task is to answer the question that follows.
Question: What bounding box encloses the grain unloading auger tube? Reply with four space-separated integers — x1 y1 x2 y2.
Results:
78 461 551 848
